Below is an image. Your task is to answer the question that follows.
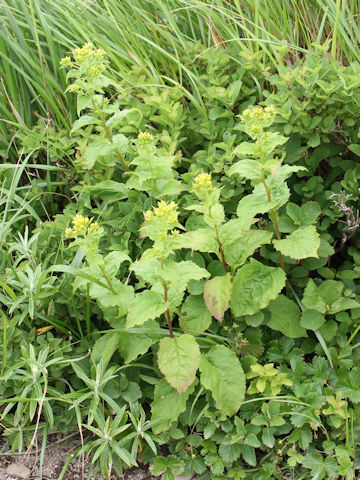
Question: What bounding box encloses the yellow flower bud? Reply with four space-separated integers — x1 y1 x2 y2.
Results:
60 56 72 67
65 228 74 238
193 172 212 190
138 132 154 145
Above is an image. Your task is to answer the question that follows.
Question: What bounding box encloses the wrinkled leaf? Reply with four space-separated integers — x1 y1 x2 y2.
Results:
230 260 285 316
200 345 245 416
204 273 232 322
158 334 200 393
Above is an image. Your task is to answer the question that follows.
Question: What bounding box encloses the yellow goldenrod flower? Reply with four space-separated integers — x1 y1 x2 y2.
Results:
94 48 106 58
138 132 154 145
65 228 74 238
88 222 99 234
88 64 106 78
265 105 276 115
72 214 90 234
60 56 72 67
144 210 153 221
193 172 212 190
154 200 178 218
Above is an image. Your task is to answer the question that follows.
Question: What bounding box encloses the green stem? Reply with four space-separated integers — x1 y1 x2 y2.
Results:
91 97 130 172
147 151 159 194
260 162 286 274
208 206 229 273
99 265 116 294
100 116 130 172
214 224 229 273
160 257 174 338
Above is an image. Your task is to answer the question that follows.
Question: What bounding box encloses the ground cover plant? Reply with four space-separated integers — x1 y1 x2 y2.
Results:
1 1 360 479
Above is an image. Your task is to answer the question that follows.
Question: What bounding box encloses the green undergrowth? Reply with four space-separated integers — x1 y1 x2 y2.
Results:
1 3 360 480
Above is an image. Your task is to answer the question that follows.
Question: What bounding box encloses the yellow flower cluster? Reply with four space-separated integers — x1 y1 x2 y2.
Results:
242 105 276 122
88 222 100 234
193 172 212 190
65 214 100 238
60 56 72 68
154 200 178 223
144 200 179 226
73 42 106 63
193 172 212 189
138 132 154 145
88 64 106 78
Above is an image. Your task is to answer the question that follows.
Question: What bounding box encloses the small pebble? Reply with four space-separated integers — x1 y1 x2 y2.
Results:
6 463 31 479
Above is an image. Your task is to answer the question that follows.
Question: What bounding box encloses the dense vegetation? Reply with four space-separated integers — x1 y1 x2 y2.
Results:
1 1 360 479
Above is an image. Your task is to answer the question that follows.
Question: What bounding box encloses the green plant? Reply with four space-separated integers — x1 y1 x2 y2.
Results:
2 7 360 476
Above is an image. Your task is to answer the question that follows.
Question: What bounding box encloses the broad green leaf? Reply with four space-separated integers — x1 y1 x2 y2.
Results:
103 251 131 277
262 132 288 153
182 229 218 253
132 259 162 284
273 165 307 181
273 226 320 260
219 218 255 246
77 94 93 114
219 444 241 463
286 201 321 226
84 140 114 168
230 260 285 316
126 290 166 328
318 280 344 306
233 142 256 156
207 203 225 226
302 295 327 314
329 297 360 314
150 455 185 477
318 320 338 341
92 332 121 370
204 273 232 322
267 295 307 338
180 295 212 334
349 144 360 157
90 281 134 315
237 179 290 219
200 345 245 416
112 133 129 153
71 115 100 133
158 334 200 393
262 428 275 448
162 261 210 292
229 159 262 180
224 230 273 268
83 181 128 202
300 309 325 330
117 320 160 363
302 453 338 479
156 178 183 197
240 445 256 466
151 379 195 434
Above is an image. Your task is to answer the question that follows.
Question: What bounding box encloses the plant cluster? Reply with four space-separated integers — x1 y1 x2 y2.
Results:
1 8 360 479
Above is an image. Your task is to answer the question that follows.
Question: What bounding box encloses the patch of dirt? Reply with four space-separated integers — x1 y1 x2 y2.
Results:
0 435 155 480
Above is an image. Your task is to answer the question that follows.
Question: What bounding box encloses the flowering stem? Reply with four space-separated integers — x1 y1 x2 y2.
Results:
260 158 286 274
160 258 174 338
101 117 130 172
91 97 130 172
99 264 116 294
208 206 229 273
214 224 229 273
